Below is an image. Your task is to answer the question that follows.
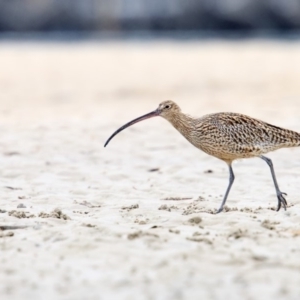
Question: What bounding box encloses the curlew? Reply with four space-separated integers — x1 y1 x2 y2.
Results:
104 100 300 213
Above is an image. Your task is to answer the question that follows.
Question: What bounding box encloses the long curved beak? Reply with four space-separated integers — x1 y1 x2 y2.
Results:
104 110 159 147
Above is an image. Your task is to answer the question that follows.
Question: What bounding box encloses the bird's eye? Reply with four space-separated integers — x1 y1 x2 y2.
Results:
165 105 170 109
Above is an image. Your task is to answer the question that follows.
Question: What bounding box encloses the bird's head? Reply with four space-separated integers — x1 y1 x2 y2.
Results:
157 100 181 121
104 100 181 147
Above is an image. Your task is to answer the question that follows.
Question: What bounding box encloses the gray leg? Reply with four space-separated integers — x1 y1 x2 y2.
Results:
216 164 235 213
260 155 287 211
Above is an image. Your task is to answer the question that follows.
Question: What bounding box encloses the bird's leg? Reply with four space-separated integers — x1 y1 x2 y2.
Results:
216 164 235 214
260 155 287 211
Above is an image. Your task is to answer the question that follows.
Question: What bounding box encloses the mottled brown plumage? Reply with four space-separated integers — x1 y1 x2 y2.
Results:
105 100 300 213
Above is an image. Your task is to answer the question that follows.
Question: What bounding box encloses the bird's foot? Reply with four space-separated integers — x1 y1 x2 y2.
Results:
276 191 288 211
216 206 224 214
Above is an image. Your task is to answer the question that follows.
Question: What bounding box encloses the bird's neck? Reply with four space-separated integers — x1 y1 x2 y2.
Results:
168 112 194 140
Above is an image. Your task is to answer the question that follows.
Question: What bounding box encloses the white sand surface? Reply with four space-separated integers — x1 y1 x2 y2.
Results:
1 40 300 300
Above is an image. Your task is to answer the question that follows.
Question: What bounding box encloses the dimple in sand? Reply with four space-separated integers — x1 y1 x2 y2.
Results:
105 100 300 213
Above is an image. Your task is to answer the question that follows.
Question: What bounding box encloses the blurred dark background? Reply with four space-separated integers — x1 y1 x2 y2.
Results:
0 0 300 33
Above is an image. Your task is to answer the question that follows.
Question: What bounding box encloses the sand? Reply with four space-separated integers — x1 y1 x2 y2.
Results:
0 39 300 300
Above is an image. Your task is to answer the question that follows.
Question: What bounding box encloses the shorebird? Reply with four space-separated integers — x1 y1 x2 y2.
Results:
104 100 299 213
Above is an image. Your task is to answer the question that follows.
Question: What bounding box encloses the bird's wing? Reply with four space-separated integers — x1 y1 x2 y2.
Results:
211 113 300 148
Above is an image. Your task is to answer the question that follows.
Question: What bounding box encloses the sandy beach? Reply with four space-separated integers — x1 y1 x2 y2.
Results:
1 40 300 300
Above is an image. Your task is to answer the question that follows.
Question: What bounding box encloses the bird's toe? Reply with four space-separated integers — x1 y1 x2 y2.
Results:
276 192 288 211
